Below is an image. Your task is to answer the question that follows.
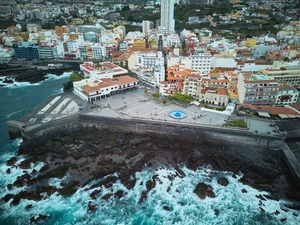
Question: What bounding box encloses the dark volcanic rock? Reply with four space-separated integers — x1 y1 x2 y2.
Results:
163 206 170 211
102 193 113 201
194 182 215 199
217 177 229 186
114 190 124 199
7 157 17 166
6 127 300 209
58 180 79 196
29 214 47 223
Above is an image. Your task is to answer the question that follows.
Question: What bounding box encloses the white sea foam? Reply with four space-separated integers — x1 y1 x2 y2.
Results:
0 165 299 225
0 72 71 88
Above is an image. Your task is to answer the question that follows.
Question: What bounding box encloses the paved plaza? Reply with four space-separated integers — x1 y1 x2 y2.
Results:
20 87 281 136
89 88 230 126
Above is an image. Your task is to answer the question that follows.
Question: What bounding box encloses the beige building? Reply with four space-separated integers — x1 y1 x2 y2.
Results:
237 73 279 106
200 87 229 107
183 74 202 98
259 67 300 89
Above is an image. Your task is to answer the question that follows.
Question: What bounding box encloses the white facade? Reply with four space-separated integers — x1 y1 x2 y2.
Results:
73 75 138 103
80 61 128 80
159 0 175 33
142 20 152 37
166 33 181 47
239 62 272 72
100 30 120 45
211 53 237 69
91 43 106 59
66 34 84 51
181 49 212 75
27 24 41 33
132 51 165 87
38 44 54 59
0 47 14 61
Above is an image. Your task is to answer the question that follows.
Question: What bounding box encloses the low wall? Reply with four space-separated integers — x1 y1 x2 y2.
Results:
281 142 300 184
79 115 283 149
9 114 299 184
20 114 80 142
275 120 300 139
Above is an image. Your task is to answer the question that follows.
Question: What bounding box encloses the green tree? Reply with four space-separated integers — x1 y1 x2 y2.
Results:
70 71 84 82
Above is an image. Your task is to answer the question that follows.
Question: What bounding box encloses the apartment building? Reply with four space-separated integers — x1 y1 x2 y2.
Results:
181 48 212 76
91 43 106 60
159 64 195 96
79 43 91 60
38 44 54 59
275 85 299 105
182 73 202 98
13 42 39 60
131 50 165 87
259 67 300 89
27 24 41 33
237 73 279 106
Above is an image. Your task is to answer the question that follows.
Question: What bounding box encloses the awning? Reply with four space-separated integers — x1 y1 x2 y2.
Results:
190 101 200 106
257 111 270 118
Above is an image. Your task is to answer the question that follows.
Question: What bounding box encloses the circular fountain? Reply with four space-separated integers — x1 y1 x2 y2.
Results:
169 110 187 119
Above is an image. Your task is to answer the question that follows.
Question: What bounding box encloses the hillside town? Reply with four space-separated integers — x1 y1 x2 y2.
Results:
1 0 300 119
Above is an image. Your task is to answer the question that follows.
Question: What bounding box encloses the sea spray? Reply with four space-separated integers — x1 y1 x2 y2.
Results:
2 164 298 225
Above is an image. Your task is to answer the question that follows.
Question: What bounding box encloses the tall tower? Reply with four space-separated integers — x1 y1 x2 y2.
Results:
160 0 175 33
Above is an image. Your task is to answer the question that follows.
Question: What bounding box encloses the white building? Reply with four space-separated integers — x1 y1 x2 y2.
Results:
131 50 165 87
166 33 181 47
181 48 212 76
91 43 106 60
142 20 153 37
0 47 14 61
67 34 84 51
80 61 128 80
73 75 138 103
159 0 175 33
38 44 54 59
211 52 237 69
27 24 41 33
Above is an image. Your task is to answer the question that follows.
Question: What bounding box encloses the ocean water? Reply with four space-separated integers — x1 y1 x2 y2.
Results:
0 74 300 225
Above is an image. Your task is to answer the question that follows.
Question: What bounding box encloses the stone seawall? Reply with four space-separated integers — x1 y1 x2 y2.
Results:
20 114 80 142
8 113 300 184
275 120 300 139
79 115 283 149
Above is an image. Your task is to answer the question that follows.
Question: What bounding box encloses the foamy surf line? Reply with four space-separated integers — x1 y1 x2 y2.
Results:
0 72 71 88
0 165 298 225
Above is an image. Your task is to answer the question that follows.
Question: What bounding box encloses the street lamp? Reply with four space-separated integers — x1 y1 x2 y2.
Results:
210 119 211 125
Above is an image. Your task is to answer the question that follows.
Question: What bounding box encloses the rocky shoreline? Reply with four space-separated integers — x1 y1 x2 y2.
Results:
0 62 78 85
3 127 300 223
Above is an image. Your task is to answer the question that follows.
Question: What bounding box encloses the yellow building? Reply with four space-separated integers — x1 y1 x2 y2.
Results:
243 38 256 47
133 38 146 49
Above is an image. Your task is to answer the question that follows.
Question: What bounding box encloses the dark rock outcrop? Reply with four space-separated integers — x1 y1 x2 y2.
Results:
194 182 215 199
